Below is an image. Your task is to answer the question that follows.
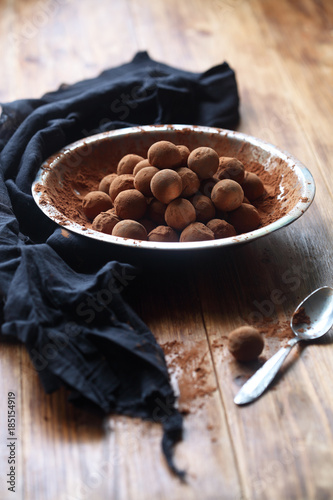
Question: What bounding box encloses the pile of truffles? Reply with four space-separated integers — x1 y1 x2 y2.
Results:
82 140 266 242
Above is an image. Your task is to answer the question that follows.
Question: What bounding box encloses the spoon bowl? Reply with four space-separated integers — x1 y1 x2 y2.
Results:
291 286 333 340
234 286 333 405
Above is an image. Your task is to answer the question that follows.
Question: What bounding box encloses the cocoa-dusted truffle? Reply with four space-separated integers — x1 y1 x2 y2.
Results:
176 167 200 198
148 225 179 242
114 189 147 220
147 199 167 225
180 222 214 242
177 145 190 166
150 169 182 204
216 157 245 184
98 173 117 194
82 191 113 220
147 140 182 169
165 198 196 231
190 193 216 222
134 166 159 197
227 326 264 362
241 171 265 201
117 153 144 175
109 174 134 202
112 220 147 240
206 219 236 239
133 159 151 175
211 179 244 212
228 203 261 233
92 211 120 234
188 146 219 179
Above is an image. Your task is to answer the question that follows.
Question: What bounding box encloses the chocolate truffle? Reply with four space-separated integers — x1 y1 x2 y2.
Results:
165 198 196 231
114 189 147 221
241 171 265 201
82 191 113 220
148 225 179 242
117 154 144 175
188 146 219 179
190 193 216 222
147 199 167 225
180 222 214 242
98 173 117 194
177 145 190 166
112 220 147 240
150 169 182 204
228 203 261 233
133 159 151 175
92 211 120 234
211 179 244 212
227 326 264 362
216 157 245 184
134 166 159 197
147 140 182 169
109 174 134 202
176 167 200 197
206 219 237 239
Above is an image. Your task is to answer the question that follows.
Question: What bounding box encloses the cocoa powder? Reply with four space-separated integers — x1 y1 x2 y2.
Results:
161 339 217 414
292 306 311 326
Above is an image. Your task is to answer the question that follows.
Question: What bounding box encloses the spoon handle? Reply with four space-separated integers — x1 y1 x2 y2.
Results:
234 338 299 405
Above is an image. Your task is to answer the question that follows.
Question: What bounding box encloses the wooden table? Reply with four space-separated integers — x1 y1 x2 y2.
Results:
1 1 333 499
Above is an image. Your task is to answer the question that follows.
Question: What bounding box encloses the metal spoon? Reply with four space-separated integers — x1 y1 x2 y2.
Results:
234 286 333 405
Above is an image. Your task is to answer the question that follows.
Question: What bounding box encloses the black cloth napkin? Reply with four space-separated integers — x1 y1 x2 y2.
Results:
0 51 239 478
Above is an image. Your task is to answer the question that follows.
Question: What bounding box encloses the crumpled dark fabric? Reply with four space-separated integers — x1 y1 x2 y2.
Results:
0 51 239 478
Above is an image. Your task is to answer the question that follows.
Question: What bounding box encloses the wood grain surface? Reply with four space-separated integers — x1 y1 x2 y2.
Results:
1 1 333 499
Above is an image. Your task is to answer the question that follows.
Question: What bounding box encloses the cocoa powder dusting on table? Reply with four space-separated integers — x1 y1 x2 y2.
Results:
246 315 294 342
161 340 217 414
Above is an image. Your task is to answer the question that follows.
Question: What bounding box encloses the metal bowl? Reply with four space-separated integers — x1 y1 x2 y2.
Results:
31 124 315 250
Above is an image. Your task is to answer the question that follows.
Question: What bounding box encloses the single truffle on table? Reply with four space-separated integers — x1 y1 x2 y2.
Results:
187 146 219 179
216 157 245 184
114 189 147 220
228 203 261 233
147 199 167 225
150 169 182 204
148 225 179 242
177 144 191 166
98 173 117 194
190 193 216 222
117 153 144 175
109 174 135 202
211 179 244 212
92 211 120 234
241 171 265 201
176 167 200 198
165 198 196 231
112 220 147 240
147 140 182 169
180 222 214 242
133 159 151 175
134 166 159 197
227 326 264 362
82 191 113 220
206 219 236 239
